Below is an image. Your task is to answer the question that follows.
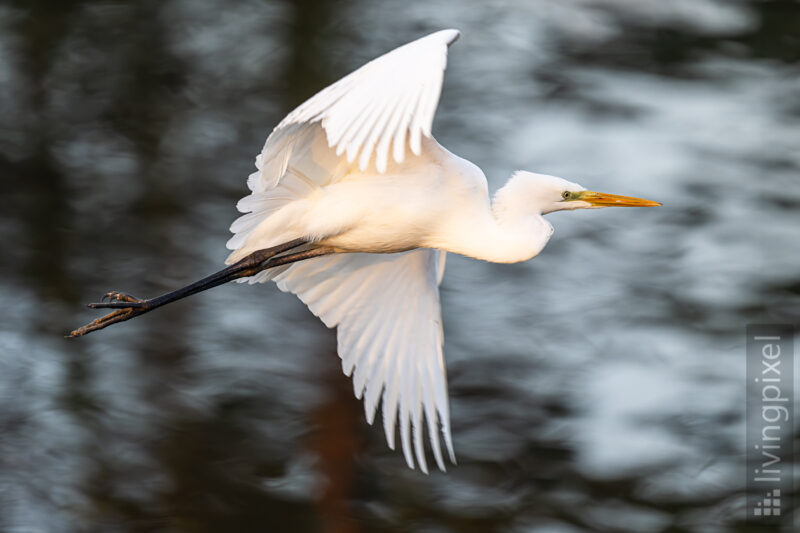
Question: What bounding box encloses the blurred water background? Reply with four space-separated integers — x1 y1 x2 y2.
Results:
1 1 799 531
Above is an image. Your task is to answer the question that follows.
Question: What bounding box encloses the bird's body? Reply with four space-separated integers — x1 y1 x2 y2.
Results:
71 29 659 473
227 131 550 265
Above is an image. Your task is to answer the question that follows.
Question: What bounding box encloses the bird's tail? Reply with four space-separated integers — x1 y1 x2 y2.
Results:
225 126 345 282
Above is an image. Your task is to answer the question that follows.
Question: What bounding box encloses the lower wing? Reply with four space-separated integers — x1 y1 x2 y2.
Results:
272 248 453 472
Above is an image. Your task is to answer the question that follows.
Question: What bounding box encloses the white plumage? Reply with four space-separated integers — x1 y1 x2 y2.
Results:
277 29 457 174
222 29 660 473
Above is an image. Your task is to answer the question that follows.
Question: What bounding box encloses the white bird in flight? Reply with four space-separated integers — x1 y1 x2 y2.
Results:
70 29 660 473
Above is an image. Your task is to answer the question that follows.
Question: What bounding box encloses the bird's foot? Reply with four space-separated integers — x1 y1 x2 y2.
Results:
91 291 147 309
67 292 152 338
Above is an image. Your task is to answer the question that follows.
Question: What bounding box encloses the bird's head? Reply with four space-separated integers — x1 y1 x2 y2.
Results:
500 171 661 215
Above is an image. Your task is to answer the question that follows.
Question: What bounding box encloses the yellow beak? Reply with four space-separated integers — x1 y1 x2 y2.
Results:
577 191 662 207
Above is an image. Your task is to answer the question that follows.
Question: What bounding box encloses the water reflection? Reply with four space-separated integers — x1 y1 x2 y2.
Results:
1 0 798 531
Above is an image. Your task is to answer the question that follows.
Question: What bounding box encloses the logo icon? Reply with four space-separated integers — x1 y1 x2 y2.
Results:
753 489 781 517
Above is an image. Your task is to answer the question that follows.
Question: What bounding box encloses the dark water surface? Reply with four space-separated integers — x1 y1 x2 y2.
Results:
1 1 799 531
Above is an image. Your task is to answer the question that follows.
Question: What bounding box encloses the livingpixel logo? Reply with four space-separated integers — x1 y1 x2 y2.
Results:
746 325 794 525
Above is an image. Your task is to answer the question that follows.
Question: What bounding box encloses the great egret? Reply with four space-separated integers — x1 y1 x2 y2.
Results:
70 29 660 473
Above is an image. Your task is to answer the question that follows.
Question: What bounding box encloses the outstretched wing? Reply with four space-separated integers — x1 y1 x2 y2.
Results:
250 28 460 197
272 249 454 473
227 31 459 470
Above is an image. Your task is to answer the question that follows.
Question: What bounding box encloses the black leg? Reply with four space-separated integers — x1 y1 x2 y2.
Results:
67 239 333 338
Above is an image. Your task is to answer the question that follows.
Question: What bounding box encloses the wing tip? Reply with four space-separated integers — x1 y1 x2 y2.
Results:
435 29 461 46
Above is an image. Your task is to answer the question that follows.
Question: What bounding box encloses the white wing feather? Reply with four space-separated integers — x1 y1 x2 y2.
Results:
272 249 454 472
252 28 459 193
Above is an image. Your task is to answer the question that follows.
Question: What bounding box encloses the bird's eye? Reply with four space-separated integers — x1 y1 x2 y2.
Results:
562 191 571 200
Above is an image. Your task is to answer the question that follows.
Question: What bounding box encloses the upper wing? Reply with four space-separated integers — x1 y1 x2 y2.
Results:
251 28 460 195
272 248 454 473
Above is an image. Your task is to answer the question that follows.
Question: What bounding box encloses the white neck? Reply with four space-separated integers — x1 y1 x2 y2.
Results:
427 188 553 264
